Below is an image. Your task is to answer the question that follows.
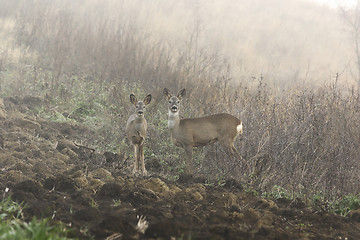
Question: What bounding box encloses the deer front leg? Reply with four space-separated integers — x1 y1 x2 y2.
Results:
184 146 194 174
133 144 139 174
139 144 147 175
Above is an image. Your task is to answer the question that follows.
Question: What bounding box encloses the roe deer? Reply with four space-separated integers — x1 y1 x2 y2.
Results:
163 88 245 174
126 93 152 175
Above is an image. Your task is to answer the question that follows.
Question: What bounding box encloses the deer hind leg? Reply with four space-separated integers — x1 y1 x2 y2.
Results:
230 144 250 173
220 138 236 157
139 144 147 175
220 137 249 173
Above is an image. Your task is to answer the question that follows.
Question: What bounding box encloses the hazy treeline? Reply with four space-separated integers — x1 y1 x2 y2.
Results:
0 0 359 200
0 0 357 89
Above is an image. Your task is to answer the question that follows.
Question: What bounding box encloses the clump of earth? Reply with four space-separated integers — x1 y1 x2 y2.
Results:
0 96 359 240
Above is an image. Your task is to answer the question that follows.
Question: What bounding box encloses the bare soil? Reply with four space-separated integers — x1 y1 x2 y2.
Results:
0 96 359 240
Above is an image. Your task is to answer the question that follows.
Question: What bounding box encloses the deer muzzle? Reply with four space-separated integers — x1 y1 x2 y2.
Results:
171 106 178 112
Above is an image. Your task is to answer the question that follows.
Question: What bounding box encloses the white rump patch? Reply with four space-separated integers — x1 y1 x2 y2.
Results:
237 123 243 133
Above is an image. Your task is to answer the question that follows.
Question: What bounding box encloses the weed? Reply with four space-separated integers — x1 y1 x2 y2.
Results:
89 198 98 208
331 194 360 216
112 199 122 207
0 196 25 220
0 197 76 239
262 185 292 200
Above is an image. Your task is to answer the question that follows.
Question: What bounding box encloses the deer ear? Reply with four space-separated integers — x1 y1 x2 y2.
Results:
143 94 152 105
163 88 171 99
130 94 137 105
178 89 186 100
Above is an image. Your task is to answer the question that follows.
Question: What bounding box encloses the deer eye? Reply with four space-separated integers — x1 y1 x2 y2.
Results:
177 101 180 104
168 101 171 103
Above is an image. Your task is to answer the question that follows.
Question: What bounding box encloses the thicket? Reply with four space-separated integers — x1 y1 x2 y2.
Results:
0 0 359 204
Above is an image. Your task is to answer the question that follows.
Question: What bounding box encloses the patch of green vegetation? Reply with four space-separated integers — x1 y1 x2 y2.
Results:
261 186 360 218
0 196 77 240
0 196 24 220
111 199 121 207
204 177 227 187
89 198 98 208
0 217 71 240
245 187 259 197
331 194 360 216
262 185 292 200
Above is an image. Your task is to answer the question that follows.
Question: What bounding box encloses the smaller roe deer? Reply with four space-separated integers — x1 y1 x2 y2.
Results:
164 88 246 174
126 93 152 175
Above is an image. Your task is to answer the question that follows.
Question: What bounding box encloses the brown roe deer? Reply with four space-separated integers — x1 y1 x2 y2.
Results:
126 94 152 175
163 88 245 174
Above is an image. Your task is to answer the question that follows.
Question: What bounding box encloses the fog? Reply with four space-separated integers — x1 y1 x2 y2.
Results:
307 0 356 8
0 0 358 89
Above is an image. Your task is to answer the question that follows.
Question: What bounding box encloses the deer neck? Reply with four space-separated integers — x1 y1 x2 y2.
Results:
135 114 144 121
133 114 146 131
168 110 180 130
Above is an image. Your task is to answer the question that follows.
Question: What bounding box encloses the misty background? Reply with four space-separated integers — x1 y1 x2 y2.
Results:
0 0 358 89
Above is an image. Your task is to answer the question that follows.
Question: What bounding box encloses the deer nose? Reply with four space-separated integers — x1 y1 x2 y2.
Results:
171 106 178 111
138 110 144 115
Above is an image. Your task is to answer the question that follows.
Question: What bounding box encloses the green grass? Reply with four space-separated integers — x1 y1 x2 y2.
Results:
331 194 360 216
0 196 77 240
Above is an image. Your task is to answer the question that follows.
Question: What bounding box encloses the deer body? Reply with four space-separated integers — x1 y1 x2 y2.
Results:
126 94 151 175
168 113 242 147
126 114 147 145
164 88 244 174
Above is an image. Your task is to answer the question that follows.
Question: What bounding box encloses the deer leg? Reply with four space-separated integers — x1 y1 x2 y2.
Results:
220 138 249 174
221 139 237 160
133 144 139 174
231 144 250 173
139 144 147 175
184 146 194 174
137 145 142 174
